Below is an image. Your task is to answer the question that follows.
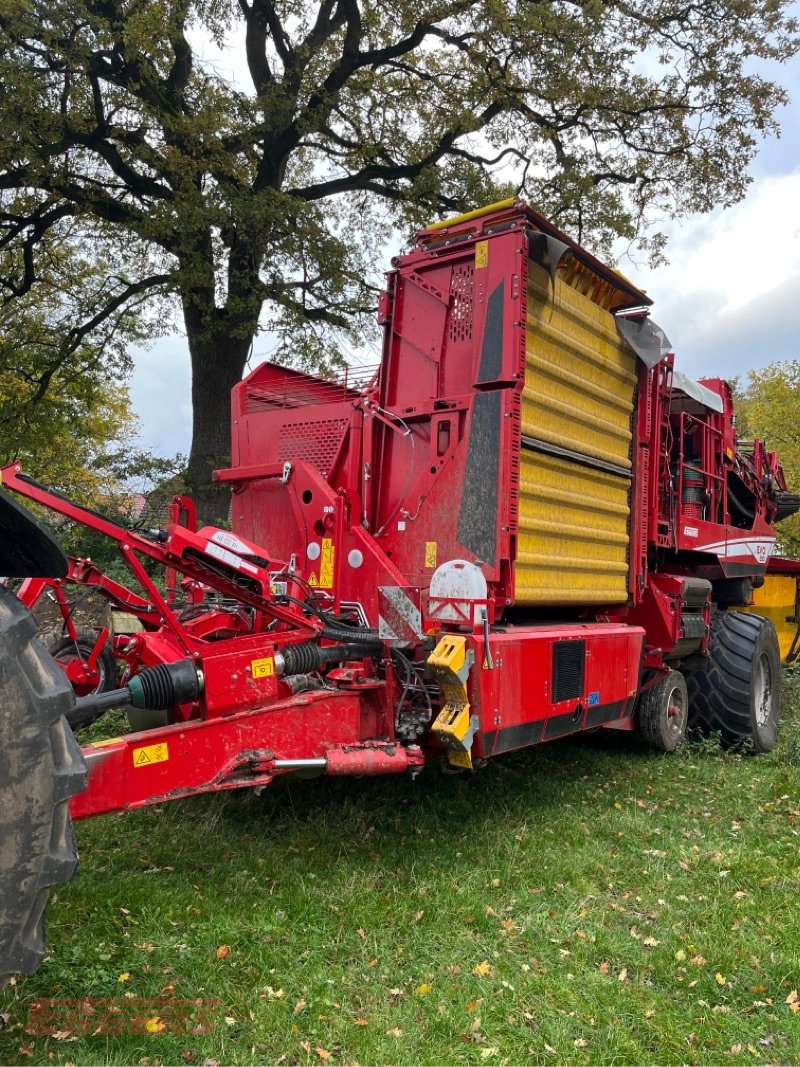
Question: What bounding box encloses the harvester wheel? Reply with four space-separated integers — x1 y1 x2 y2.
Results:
638 669 688 752
48 627 119 730
684 610 781 753
0 586 86 989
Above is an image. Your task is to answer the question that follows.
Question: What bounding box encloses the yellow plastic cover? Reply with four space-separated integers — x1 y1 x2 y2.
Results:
515 260 638 606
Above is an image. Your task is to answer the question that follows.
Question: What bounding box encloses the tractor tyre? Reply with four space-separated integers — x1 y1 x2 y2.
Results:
684 610 781 753
638 669 688 752
0 586 86 989
48 627 119 731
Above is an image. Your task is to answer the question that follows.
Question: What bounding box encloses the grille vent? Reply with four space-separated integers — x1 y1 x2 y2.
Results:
552 640 585 703
448 264 474 341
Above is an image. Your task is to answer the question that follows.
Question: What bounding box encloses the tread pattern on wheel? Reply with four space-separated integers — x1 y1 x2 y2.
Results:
684 609 780 752
0 587 87 989
638 670 687 752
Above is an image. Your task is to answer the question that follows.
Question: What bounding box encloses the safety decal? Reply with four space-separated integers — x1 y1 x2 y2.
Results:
251 656 275 679
475 240 489 269
132 742 169 768
320 538 335 589
424 541 437 569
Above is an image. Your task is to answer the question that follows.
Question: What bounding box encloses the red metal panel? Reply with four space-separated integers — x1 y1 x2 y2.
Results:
467 623 644 758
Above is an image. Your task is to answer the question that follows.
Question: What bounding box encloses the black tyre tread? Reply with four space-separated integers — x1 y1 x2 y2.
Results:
0 587 86 989
48 627 119 730
638 670 688 752
684 610 780 752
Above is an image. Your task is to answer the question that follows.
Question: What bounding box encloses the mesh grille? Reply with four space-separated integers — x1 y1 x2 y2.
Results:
448 264 474 341
552 640 585 703
279 419 348 476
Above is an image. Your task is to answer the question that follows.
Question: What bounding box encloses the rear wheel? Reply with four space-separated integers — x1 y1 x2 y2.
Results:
0 587 86 988
48 627 119 730
684 610 781 752
638 670 688 752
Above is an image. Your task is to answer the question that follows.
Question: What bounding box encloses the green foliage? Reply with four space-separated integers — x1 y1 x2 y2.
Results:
737 361 800 556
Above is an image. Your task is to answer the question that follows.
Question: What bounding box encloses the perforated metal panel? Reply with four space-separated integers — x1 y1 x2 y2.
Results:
448 264 474 342
278 419 348 477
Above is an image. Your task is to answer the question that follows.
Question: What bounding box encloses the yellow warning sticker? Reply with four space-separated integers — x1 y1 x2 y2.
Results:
320 538 334 589
475 240 489 269
251 656 275 679
132 742 169 768
424 541 437 568
307 571 318 586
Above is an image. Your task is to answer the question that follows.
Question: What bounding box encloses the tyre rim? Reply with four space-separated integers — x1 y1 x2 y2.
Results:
754 652 773 729
666 686 688 738
55 643 105 697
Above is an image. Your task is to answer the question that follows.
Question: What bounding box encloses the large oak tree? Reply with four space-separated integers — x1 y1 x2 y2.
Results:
1 0 797 520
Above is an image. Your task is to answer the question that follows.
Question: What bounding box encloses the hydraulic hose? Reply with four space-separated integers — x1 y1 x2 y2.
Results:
321 622 380 644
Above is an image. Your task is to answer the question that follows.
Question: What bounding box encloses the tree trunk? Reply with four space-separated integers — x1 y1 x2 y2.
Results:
185 322 252 526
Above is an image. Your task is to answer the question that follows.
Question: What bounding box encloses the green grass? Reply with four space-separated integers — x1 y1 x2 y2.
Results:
2 682 800 1066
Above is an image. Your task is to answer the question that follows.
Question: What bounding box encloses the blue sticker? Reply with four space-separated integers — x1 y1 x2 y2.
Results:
587 691 600 706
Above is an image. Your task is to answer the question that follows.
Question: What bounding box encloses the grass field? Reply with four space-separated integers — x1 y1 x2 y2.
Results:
2 678 800 1066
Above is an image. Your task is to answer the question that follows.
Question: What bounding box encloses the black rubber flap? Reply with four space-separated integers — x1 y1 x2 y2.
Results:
0 487 68 577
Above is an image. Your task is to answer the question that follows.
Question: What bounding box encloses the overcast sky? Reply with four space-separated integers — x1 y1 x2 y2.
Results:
130 35 800 459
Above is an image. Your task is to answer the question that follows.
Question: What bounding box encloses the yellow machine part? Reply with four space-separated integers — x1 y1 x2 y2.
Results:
739 575 799 662
516 260 638 606
428 635 476 770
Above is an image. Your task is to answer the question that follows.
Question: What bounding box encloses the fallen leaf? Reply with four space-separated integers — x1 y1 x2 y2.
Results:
315 1047 332 1062
574 1038 588 1048
544 1044 557 1054
51 1030 72 1040
473 960 493 977
629 926 641 940
643 937 660 947
145 1017 166 1034
265 987 285 1001
215 945 231 960
785 990 799 1013
716 973 727 987
386 1027 403 1038
181 1050 193 1062
729 1043 743 1055
416 984 432 996
618 967 628 982
598 962 609 975
367 958 378 968
117 972 131 983
354 1019 369 1027
645 1009 655 1019
357 928 365 940
689 955 706 967
293 999 307 1015
480 1047 499 1058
